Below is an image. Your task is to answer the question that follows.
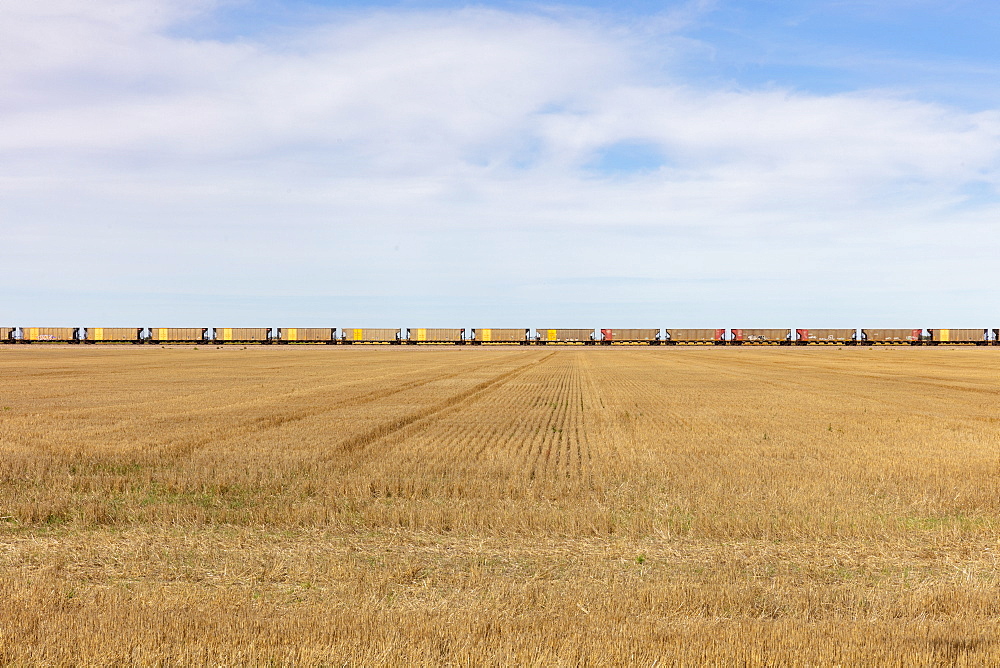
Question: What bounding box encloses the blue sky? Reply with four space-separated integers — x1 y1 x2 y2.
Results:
2 0 999 327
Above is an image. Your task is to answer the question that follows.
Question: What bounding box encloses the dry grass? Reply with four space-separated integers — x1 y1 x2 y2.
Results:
1 344 999 665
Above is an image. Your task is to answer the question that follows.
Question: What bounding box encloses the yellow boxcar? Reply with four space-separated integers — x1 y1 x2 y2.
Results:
535 329 594 344
84 328 143 343
19 327 78 342
147 328 207 343
277 328 335 343
340 328 400 343
472 329 528 344
213 328 272 343
927 329 986 344
406 328 464 343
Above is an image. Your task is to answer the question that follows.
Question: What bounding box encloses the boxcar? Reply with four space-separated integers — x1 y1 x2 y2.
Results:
83 328 144 344
926 329 988 344
664 329 726 344
406 328 465 344
600 329 660 344
795 329 857 345
276 328 336 343
471 329 528 344
341 328 400 344
535 329 595 344
730 329 791 345
213 328 272 343
861 329 922 344
0 327 15 343
147 328 208 343
19 327 79 343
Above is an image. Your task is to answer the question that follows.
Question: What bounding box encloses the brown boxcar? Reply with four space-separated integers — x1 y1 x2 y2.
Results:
214 328 271 343
341 328 400 343
795 329 856 344
20 327 79 343
1 327 14 343
730 329 791 344
927 329 987 344
664 329 726 344
277 328 335 343
407 328 464 343
148 328 208 343
84 328 143 343
600 329 659 343
861 329 922 344
535 329 594 344
471 329 528 344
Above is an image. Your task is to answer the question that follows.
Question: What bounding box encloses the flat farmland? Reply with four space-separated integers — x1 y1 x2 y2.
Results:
1 345 999 665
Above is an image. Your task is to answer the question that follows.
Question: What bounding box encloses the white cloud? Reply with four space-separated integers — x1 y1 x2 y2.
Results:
1 1 999 323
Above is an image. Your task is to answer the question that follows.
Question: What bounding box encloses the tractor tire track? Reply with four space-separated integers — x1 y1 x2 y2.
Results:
162 352 543 458
329 353 555 457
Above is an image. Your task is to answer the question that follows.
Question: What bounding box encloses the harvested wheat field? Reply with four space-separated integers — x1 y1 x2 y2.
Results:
1 345 999 665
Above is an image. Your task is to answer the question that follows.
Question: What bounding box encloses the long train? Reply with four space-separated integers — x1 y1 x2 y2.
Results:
2 327 997 345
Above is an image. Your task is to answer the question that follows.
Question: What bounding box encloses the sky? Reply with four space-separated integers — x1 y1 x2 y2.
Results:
2 0 999 327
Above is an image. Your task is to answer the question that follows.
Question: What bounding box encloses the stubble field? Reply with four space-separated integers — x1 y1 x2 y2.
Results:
1 344 999 665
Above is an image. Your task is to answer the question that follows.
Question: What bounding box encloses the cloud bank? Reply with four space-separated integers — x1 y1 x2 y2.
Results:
2 0 999 325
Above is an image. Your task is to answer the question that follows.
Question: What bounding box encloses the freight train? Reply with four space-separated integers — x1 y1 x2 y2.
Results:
2 327 997 345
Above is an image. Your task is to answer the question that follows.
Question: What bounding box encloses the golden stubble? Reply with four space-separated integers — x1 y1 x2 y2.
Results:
1 345 998 665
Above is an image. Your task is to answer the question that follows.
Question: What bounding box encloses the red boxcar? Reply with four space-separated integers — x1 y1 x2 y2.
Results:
600 329 659 344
